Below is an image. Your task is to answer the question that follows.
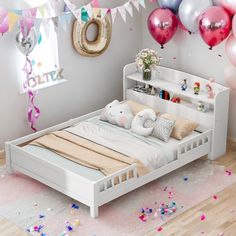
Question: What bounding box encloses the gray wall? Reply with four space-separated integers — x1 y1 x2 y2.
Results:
0 10 142 148
141 2 236 140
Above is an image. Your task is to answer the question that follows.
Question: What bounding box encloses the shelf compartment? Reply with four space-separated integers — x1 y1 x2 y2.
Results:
126 72 216 105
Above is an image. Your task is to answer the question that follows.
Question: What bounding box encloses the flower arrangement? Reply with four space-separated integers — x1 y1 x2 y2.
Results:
135 48 160 70
135 49 160 80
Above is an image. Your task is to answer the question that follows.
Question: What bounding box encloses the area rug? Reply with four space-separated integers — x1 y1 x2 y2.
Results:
0 159 236 236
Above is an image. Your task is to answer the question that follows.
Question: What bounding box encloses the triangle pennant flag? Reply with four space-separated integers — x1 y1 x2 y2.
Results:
118 6 126 22
34 19 42 35
91 0 100 8
42 18 51 37
111 8 117 24
52 17 59 31
74 8 82 24
138 0 146 8
131 0 140 12
58 15 67 32
38 5 45 17
125 2 133 17
100 8 107 19
93 8 100 18
7 12 19 32
85 4 93 19
44 2 52 17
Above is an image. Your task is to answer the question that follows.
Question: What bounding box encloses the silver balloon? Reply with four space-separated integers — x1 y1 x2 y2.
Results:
16 29 37 55
157 0 182 13
179 0 212 33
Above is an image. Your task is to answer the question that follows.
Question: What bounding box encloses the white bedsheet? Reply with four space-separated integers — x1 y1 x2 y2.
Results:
66 117 172 171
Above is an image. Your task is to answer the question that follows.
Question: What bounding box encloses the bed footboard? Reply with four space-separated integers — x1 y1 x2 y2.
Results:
94 165 138 207
178 130 212 159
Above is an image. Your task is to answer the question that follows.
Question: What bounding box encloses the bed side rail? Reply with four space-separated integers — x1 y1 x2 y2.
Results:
178 130 212 159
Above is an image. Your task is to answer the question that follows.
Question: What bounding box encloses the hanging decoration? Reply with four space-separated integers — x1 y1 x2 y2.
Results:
16 29 37 55
199 6 231 50
178 0 212 33
16 28 40 132
148 8 178 49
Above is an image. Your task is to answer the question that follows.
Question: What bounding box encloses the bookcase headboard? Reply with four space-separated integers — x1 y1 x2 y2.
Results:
123 63 230 160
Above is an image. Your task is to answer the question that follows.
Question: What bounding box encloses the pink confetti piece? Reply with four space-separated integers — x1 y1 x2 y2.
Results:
213 195 219 200
156 226 163 232
200 214 206 221
225 170 232 176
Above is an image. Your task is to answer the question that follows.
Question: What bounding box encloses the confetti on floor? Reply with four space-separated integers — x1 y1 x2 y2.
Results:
213 195 218 200
156 226 163 232
226 170 232 176
200 214 206 221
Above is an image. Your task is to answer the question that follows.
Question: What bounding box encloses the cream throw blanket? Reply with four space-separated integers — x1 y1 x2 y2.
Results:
31 131 150 176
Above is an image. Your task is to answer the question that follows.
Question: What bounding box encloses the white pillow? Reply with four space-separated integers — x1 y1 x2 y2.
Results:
131 109 157 136
100 100 120 121
144 117 175 142
100 101 134 129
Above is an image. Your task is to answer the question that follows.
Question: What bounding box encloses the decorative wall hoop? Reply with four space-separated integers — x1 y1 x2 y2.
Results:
72 15 112 57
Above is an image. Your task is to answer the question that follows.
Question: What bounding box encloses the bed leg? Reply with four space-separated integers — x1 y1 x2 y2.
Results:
90 205 98 218
5 142 13 174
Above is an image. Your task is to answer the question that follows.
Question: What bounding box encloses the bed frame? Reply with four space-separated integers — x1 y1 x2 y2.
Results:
5 63 230 218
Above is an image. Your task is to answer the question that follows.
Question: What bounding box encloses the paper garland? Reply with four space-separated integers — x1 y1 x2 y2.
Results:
64 0 146 24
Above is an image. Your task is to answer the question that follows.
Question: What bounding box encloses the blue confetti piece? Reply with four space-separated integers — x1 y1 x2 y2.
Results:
71 203 79 209
67 225 73 231
184 177 188 181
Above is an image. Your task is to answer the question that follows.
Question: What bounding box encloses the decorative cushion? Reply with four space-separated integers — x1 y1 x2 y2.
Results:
125 100 159 116
160 113 198 140
100 100 120 121
144 117 175 142
100 101 134 129
131 109 157 136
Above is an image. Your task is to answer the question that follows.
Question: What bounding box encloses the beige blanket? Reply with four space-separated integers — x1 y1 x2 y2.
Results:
30 131 150 176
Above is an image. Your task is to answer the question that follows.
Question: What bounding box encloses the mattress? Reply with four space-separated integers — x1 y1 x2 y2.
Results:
22 129 199 181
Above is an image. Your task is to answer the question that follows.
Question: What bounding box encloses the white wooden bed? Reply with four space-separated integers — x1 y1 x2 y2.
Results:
5 63 230 218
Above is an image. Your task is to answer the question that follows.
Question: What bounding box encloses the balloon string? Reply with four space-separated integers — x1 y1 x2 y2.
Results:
23 56 40 132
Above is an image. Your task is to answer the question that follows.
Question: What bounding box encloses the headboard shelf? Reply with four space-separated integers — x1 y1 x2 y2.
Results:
127 71 218 106
123 63 230 161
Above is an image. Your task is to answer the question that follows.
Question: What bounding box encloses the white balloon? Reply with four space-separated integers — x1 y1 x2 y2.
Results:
224 65 236 90
131 109 156 137
179 0 212 33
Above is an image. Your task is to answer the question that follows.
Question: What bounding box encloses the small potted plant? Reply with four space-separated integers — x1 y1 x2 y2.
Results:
135 48 160 81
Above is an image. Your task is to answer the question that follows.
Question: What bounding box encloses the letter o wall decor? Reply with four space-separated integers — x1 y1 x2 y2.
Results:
72 15 112 57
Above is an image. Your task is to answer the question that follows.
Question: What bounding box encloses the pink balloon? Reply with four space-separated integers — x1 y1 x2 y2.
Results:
0 9 9 35
222 0 236 14
224 65 236 90
225 34 236 67
232 14 236 39
148 8 178 49
199 6 231 49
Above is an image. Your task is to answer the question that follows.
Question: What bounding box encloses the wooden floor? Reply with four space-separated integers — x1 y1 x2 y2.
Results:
146 141 236 236
0 141 235 236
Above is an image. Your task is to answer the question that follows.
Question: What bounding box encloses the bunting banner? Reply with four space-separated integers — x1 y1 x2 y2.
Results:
0 0 147 35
